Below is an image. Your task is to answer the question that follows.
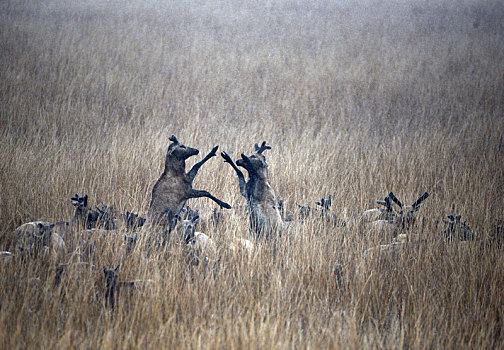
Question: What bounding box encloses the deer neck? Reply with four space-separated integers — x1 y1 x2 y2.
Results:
256 168 269 183
163 157 186 176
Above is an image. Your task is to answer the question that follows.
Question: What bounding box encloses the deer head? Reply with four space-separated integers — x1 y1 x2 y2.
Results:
297 203 312 221
124 233 137 254
180 215 200 244
236 141 271 176
166 135 199 161
388 192 430 229
443 214 474 241
316 195 332 211
71 194 100 229
103 265 120 309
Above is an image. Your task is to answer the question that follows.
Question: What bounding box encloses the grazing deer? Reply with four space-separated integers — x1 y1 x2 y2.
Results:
488 220 504 248
95 204 118 230
14 193 99 259
277 199 293 222
72 194 145 231
15 221 66 259
442 214 475 242
148 135 231 242
71 194 101 229
177 205 222 231
358 195 397 223
175 214 216 264
387 192 430 231
296 195 346 227
178 212 252 264
221 141 283 239
103 265 120 309
121 211 146 230
350 192 429 237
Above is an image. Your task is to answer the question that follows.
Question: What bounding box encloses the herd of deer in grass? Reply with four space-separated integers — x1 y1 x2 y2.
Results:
3 135 503 310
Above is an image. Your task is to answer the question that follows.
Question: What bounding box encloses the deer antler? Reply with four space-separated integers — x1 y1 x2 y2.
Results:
316 195 332 210
388 192 403 209
384 196 393 212
169 135 179 144
71 194 88 207
254 141 271 154
411 192 429 211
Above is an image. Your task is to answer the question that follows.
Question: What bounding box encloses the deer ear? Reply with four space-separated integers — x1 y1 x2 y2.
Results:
254 143 260 152
169 135 179 144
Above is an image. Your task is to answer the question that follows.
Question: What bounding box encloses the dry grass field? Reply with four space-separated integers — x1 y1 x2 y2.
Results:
1 0 504 348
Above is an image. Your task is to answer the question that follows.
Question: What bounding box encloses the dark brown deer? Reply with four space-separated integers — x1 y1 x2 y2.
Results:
221 141 283 239
296 195 346 227
71 194 100 229
148 135 231 242
442 214 475 242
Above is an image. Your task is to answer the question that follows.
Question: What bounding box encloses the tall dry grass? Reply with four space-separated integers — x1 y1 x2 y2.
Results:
1 0 503 348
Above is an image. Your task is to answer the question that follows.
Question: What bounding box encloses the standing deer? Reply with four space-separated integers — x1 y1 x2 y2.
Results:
148 135 231 242
221 141 283 239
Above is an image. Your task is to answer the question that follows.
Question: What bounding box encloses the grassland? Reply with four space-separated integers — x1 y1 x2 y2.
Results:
1 0 503 348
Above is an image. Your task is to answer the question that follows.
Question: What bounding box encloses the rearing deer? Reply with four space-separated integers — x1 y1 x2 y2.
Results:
221 141 283 239
148 135 231 241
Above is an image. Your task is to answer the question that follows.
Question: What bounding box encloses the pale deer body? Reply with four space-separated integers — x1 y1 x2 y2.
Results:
0 251 13 264
360 192 430 265
189 232 216 254
15 221 66 259
228 238 254 254
350 192 429 239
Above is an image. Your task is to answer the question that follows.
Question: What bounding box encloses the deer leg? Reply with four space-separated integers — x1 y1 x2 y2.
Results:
187 146 218 181
221 151 247 197
190 189 232 209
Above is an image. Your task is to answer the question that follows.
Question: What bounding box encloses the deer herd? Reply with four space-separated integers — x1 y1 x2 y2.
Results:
4 135 501 309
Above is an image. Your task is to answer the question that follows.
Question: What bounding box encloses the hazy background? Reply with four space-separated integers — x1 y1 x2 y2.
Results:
1 0 503 348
